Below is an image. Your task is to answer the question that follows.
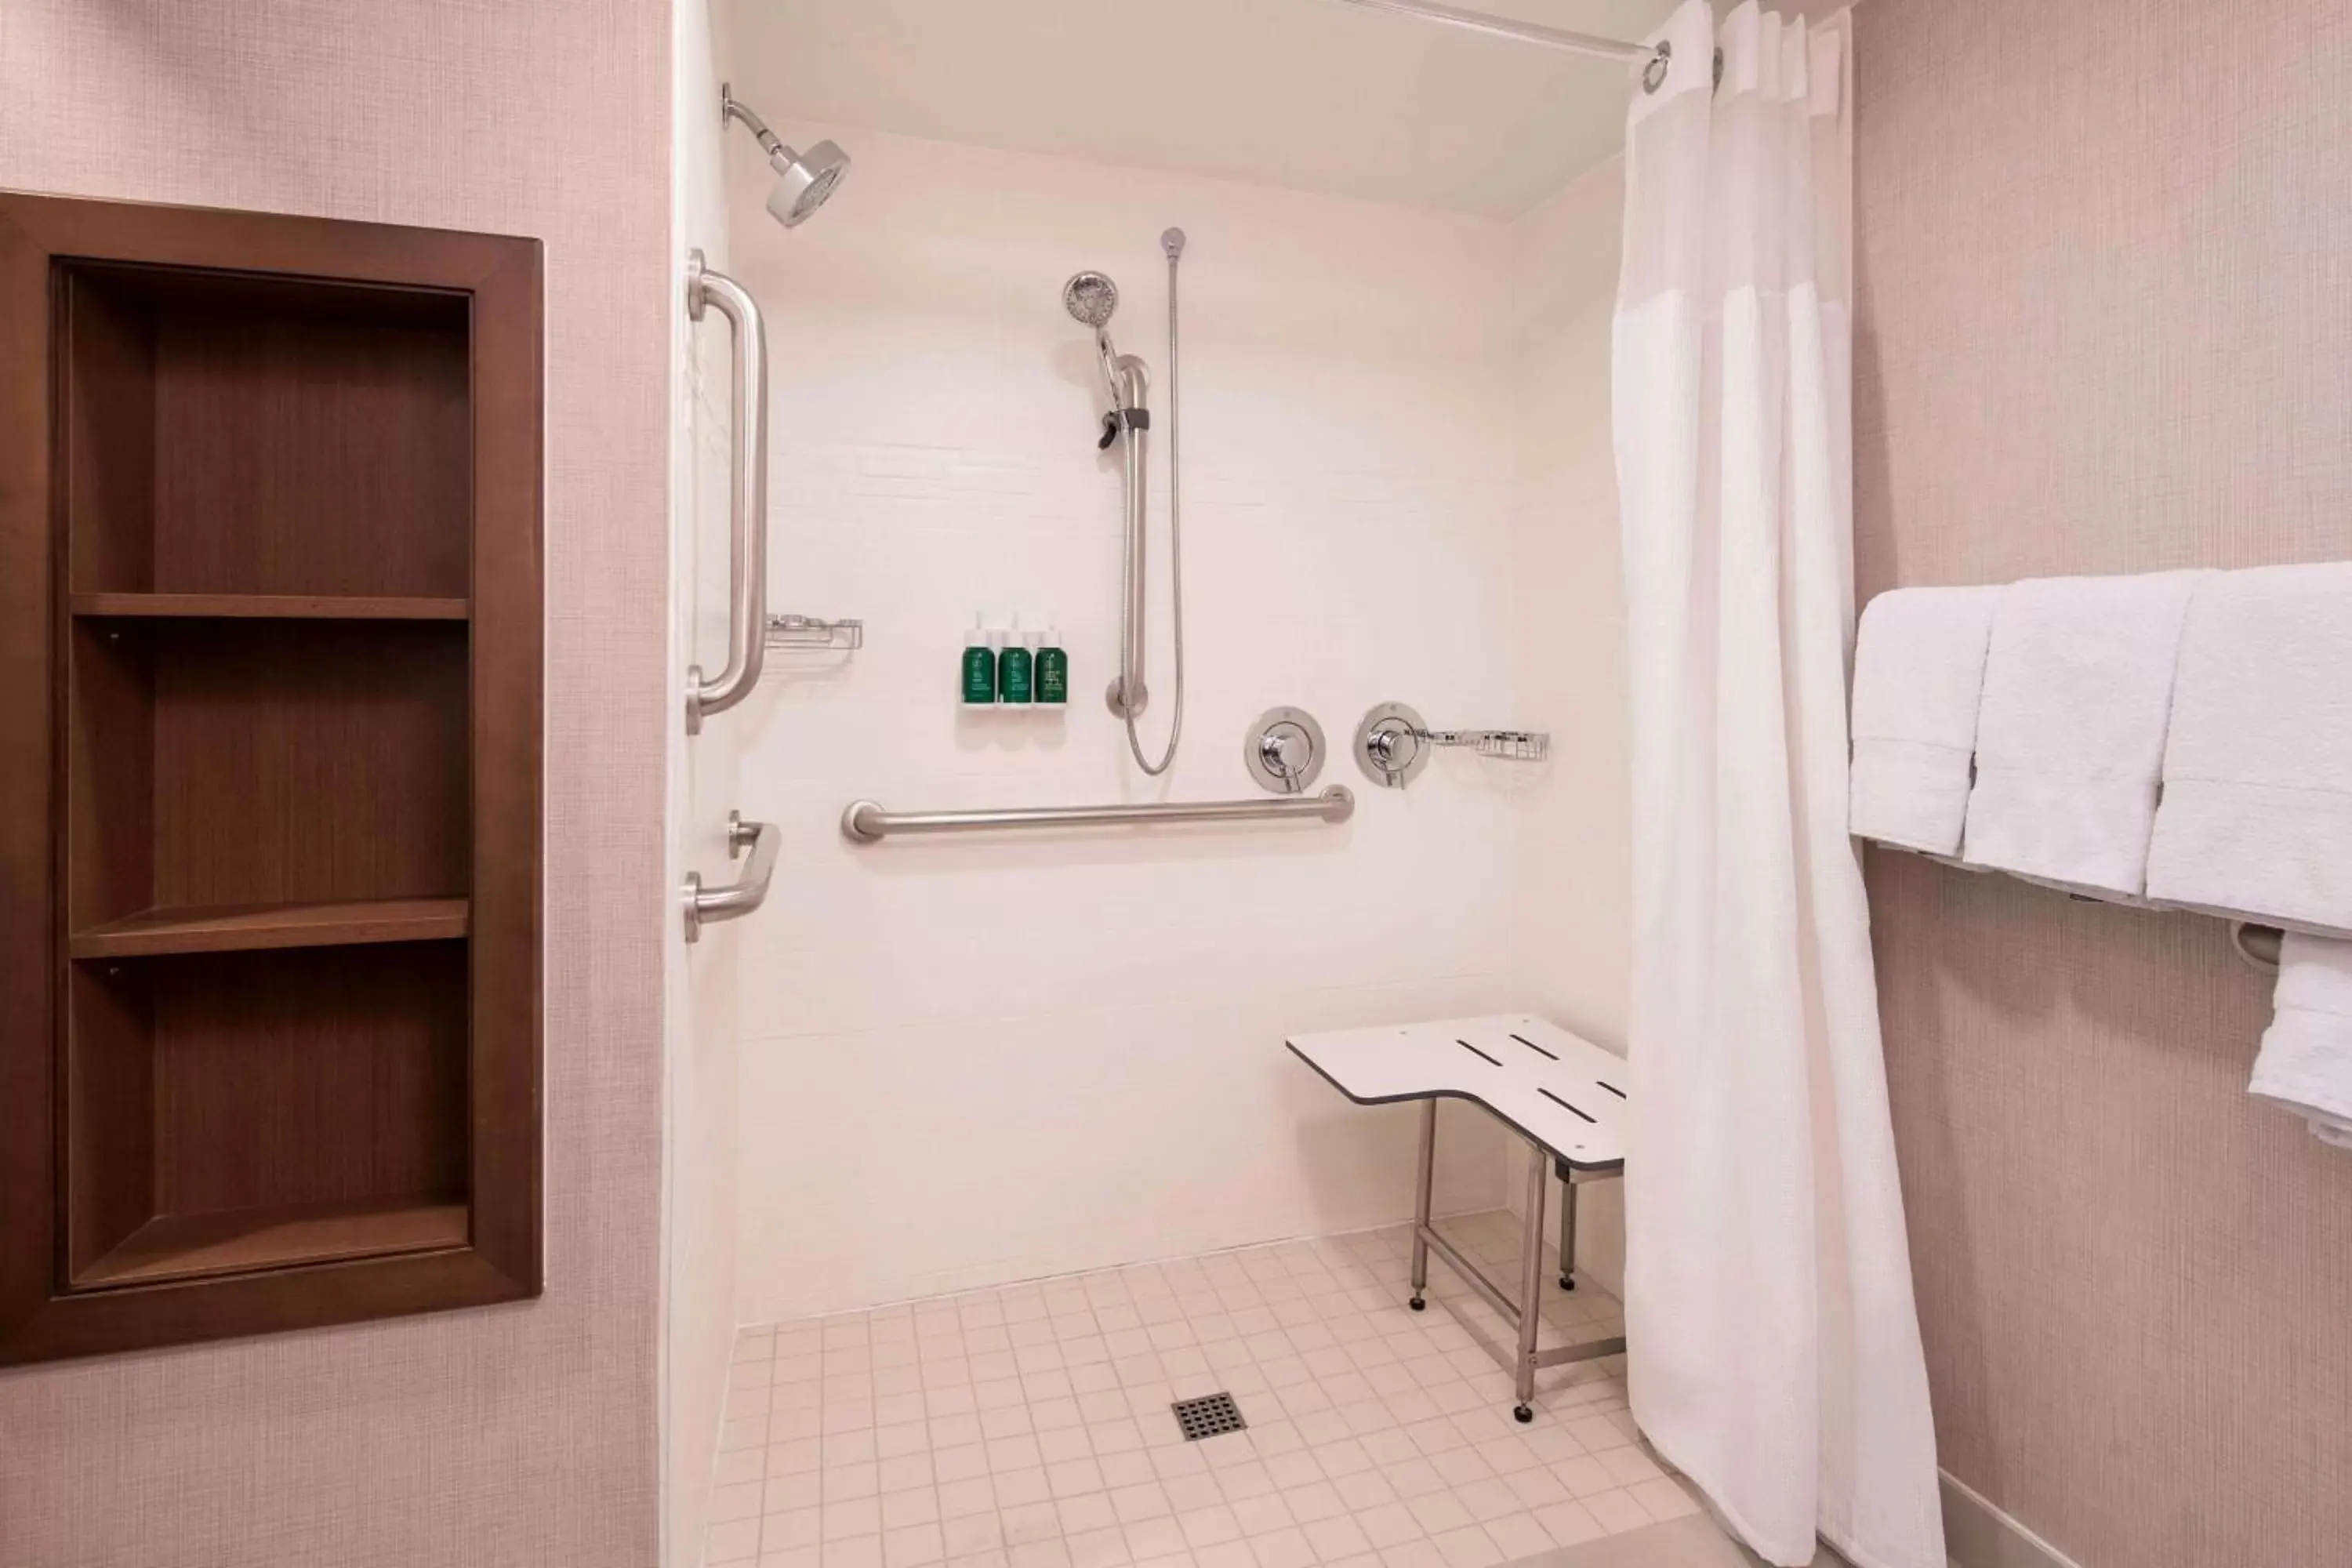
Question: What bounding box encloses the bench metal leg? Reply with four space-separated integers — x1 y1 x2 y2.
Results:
1408 1100 1435 1309
1402 1108 1624 1421
1556 1160 1578 1291
1512 1141 1546 1421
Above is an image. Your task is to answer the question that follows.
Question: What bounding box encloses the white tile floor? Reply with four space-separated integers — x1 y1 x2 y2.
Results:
706 1211 1705 1568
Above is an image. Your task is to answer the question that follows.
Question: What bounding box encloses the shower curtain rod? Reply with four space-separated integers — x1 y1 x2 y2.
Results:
1325 0 1659 66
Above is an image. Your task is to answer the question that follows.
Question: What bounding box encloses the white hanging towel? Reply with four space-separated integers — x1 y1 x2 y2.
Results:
2144 563 2352 935
2251 934 2352 1149
1849 586 2001 855
1960 570 2210 899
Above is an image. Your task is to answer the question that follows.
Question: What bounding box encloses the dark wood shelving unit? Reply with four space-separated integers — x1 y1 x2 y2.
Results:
0 193 543 1364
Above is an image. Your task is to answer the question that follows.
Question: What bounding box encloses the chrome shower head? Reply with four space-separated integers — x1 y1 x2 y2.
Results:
1062 270 1120 329
1062 271 1131 411
764 140 849 227
722 83 851 228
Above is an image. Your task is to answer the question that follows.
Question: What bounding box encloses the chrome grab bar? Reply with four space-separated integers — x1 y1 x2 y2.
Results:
684 249 769 733
683 811 779 942
841 786 1356 844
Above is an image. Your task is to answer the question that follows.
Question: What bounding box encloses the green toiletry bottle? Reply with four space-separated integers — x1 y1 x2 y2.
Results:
999 616 1035 706
1036 626 1068 706
961 615 997 705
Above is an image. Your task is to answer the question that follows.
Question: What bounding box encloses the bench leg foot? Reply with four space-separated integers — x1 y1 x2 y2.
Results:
1408 1296 1425 1311
1513 1405 1534 1424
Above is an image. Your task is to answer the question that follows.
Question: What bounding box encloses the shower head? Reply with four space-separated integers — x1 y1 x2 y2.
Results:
1062 271 1120 329
722 82 851 228
763 140 849 227
1062 271 1128 410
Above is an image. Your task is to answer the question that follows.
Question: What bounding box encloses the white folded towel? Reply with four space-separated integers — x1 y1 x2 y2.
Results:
2250 933 2352 1149
1849 586 2001 856
1961 570 2210 899
2145 563 2352 936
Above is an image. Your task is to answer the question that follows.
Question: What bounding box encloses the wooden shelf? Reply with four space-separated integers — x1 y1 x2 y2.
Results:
2 193 542 1366
71 592 469 621
70 898 470 958
74 1199 470 1289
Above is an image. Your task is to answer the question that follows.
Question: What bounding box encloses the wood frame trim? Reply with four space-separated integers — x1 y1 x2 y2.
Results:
465 239 546 1295
0 201 60 1359
0 191 543 1364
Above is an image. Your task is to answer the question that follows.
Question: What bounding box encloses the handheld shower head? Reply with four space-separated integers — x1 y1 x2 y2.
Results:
722 83 851 228
1064 271 1132 410
1062 270 1120 329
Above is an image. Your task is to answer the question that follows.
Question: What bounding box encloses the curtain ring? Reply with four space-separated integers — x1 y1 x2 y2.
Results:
1641 41 1726 96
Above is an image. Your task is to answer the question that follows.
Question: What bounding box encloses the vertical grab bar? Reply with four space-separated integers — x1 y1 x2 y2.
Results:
684 249 768 732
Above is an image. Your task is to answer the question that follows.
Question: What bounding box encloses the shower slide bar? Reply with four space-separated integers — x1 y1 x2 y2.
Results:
684 249 769 733
840 786 1355 843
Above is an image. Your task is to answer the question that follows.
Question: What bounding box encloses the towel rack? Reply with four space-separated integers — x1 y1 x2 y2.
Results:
841 786 1356 843
684 811 779 941
684 250 769 733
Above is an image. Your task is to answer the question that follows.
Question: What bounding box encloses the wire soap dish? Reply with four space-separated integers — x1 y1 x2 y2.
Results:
1425 728 1548 762
764 612 863 651
1352 703 1551 789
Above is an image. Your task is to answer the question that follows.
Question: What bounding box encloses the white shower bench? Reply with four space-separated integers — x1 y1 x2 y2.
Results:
1284 1014 1628 1421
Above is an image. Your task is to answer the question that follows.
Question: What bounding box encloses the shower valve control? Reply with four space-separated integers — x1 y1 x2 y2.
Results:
1245 706 1327 795
1356 702 1432 790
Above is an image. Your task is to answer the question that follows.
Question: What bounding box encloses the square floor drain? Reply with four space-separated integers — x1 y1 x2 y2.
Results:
1171 1392 1247 1442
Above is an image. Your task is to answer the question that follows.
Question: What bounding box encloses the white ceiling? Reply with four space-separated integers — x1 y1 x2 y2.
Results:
718 0 1686 220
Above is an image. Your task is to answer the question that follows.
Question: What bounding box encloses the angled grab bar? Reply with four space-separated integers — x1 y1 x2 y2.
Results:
841 786 1356 843
684 811 779 942
684 249 769 732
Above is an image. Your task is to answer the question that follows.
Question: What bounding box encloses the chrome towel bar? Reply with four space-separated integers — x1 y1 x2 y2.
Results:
684 811 779 941
841 786 1356 844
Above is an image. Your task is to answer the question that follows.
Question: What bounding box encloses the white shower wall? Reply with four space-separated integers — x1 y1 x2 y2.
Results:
1505 157 1635 1294
718 123 1632 1325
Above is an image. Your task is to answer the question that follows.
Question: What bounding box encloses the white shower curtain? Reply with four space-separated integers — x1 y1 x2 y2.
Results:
1610 5 1944 1566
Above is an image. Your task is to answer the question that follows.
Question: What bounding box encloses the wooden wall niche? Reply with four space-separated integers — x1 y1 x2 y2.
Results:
0 194 543 1363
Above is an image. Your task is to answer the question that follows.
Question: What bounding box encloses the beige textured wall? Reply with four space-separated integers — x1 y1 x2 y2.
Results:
0 5 671 1566
1851 2 2352 1563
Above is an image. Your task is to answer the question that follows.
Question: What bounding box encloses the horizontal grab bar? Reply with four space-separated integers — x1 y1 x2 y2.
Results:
684 811 779 942
841 786 1356 844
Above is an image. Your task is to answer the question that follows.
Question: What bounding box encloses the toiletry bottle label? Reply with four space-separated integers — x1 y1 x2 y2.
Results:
962 644 997 704
999 643 1034 705
1036 647 1068 705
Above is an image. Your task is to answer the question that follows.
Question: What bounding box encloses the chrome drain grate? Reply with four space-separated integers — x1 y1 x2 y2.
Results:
1170 1392 1247 1442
